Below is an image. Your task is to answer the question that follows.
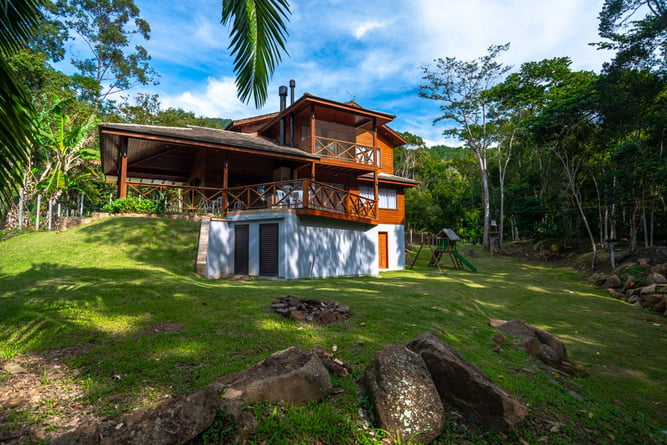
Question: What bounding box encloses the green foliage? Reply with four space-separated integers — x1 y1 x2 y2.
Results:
222 0 291 108
101 197 157 214
0 0 42 211
46 0 158 105
595 0 667 70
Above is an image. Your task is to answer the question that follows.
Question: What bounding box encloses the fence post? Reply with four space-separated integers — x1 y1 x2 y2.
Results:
79 192 84 217
18 188 24 230
35 194 42 231
47 199 53 230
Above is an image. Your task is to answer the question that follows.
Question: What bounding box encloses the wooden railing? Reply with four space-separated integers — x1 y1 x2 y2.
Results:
299 136 376 166
125 179 377 221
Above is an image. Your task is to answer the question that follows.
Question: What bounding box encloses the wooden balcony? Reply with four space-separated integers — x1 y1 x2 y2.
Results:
298 136 377 166
125 179 377 224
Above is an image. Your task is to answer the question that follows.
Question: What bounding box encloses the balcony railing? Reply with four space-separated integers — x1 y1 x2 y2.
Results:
299 136 376 166
125 179 377 222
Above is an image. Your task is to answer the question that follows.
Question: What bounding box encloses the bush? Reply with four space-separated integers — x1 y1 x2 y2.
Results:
102 197 157 214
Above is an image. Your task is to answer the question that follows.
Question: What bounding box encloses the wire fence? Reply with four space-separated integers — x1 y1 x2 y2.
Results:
11 189 95 232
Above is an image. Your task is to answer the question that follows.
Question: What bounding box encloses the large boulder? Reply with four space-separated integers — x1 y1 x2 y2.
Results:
407 332 527 432
219 347 332 403
364 345 445 444
496 319 568 363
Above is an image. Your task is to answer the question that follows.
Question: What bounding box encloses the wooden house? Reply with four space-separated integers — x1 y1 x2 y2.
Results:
99 83 416 279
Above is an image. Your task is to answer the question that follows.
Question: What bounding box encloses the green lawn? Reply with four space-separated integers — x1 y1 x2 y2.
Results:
0 217 665 444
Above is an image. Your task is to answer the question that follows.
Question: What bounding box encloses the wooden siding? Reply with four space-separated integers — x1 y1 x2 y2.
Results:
377 187 405 225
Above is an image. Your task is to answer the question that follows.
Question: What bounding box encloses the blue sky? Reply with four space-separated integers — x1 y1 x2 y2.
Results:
94 0 614 146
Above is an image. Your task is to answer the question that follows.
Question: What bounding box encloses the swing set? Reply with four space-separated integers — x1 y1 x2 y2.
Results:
408 228 477 273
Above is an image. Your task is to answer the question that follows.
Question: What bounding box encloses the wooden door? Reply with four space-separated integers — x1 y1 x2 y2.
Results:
234 224 249 275
259 223 279 276
378 231 388 269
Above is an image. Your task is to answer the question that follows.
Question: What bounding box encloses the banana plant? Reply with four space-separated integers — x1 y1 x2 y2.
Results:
34 96 98 202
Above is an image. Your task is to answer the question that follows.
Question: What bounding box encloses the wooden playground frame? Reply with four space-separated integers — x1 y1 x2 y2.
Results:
408 228 477 272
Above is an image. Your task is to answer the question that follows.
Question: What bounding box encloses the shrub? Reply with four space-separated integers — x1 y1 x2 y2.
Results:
102 197 157 214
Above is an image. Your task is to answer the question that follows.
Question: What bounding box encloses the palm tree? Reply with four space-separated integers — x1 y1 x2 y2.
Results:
222 0 291 108
0 0 43 211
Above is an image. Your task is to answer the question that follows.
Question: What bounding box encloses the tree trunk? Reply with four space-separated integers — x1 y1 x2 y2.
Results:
477 152 491 250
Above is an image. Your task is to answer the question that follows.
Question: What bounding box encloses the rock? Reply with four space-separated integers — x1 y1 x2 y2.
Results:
364 345 445 444
497 320 568 363
606 288 625 299
218 398 257 442
644 295 666 313
407 332 527 432
219 347 332 403
522 337 542 357
289 310 306 321
2 362 28 374
492 333 507 345
638 258 652 268
600 274 623 289
640 284 658 295
536 344 561 368
50 424 100 445
647 272 667 285
651 263 667 275
488 318 507 328
623 275 638 291
51 384 223 445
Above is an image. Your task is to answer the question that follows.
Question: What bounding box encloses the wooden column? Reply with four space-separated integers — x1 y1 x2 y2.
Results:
372 117 378 166
373 170 379 217
118 136 128 198
310 104 316 154
222 152 229 211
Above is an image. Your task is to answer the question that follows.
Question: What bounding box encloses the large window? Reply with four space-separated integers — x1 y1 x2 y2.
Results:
359 186 397 210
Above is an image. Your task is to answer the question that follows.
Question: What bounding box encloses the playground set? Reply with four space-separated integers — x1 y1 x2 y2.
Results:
408 228 477 273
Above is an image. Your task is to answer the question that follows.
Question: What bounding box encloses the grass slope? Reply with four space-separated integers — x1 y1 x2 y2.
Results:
0 217 665 444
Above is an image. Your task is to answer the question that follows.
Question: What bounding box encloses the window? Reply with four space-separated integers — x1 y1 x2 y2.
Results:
359 186 397 210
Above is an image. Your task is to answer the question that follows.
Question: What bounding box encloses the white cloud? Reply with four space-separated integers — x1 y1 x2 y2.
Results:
160 77 278 119
351 20 393 39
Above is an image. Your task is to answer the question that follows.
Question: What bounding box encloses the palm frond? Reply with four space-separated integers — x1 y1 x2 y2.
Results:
0 0 44 210
222 0 290 108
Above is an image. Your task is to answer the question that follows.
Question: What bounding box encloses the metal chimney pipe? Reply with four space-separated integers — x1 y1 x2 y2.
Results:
279 85 288 111
289 79 295 104
279 85 287 144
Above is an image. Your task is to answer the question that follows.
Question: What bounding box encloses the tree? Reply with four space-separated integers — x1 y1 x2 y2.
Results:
34 96 98 202
394 131 426 179
222 0 291 108
50 0 158 107
595 0 667 70
420 43 511 250
0 0 43 211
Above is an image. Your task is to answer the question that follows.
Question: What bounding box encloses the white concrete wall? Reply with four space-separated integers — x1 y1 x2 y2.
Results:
206 212 406 279
377 223 406 271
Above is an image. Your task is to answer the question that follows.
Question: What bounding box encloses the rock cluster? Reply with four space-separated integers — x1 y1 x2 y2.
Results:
270 295 350 324
364 332 527 444
592 260 667 316
489 319 587 376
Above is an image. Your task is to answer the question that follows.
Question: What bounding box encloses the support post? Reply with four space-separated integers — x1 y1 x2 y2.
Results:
47 199 53 230
310 105 316 154
372 117 378 166
118 136 128 198
35 194 41 231
18 188 23 230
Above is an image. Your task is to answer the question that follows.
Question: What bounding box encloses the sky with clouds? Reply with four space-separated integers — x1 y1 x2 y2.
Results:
99 0 615 146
